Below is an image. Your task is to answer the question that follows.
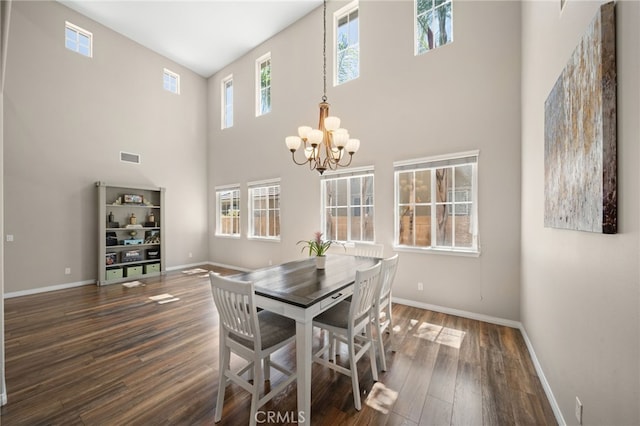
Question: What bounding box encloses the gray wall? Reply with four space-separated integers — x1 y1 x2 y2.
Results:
208 0 523 321
521 1 639 425
3 1 209 294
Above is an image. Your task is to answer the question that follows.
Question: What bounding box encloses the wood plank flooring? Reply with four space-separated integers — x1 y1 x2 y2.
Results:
0 266 557 425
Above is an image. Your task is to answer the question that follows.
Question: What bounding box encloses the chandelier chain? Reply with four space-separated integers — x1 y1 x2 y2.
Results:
322 0 327 102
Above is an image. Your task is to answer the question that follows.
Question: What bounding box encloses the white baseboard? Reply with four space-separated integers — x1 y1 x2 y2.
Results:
518 325 566 426
4 279 95 299
1 390 6 406
167 261 252 273
392 297 564 426
392 297 521 328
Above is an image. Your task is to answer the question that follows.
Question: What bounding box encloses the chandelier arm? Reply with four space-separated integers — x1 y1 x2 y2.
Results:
290 151 311 166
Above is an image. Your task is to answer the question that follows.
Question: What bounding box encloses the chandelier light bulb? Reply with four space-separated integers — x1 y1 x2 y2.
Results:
286 136 302 151
345 138 360 153
307 129 324 146
298 126 312 139
324 116 340 131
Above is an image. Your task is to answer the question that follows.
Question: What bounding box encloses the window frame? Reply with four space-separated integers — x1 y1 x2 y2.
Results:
163 68 180 94
65 21 93 58
394 151 479 256
215 185 241 238
414 0 454 56
221 74 234 129
248 178 281 241
320 166 375 244
333 0 360 86
255 52 272 117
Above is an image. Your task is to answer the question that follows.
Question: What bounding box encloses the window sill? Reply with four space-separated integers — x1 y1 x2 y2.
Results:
215 234 240 239
393 245 480 258
247 236 280 243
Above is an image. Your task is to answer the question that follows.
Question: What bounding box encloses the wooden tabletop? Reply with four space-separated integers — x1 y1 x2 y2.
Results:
232 255 380 308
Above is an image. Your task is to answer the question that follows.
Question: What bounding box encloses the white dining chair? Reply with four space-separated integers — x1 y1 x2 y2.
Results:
210 273 297 426
373 254 399 371
353 242 384 258
312 262 381 410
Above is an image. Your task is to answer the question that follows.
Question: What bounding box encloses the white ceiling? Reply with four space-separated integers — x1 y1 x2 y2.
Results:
58 0 322 77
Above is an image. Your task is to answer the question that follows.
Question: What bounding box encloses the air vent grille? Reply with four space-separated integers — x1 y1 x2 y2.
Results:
120 151 141 164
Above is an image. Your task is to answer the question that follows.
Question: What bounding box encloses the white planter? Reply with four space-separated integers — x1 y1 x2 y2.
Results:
315 256 326 269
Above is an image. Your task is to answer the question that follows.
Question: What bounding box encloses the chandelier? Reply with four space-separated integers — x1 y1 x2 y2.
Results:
285 0 360 175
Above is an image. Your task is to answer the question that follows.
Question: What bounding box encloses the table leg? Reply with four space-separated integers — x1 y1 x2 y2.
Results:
296 319 313 424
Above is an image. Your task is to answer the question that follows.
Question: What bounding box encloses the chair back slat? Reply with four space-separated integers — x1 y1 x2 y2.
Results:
378 254 399 301
210 273 260 344
350 262 382 325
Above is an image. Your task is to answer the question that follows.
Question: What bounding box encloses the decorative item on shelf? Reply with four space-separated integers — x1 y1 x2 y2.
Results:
106 231 118 247
144 230 160 244
147 211 155 224
129 213 137 225
105 252 117 265
122 249 142 262
108 211 114 223
284 0 360 175
297 231 342 269
123 194 144 204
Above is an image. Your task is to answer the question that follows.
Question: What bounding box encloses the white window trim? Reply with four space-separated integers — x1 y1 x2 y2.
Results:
163 68 180 94
221 74 233 130
65 21 93 58
215 184 241 238
255 52 271 117
247 177 281 241
393 150 480 256
321 166 375 243
333 0 359 87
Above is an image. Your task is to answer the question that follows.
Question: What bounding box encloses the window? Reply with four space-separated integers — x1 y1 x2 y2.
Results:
65 21 92 57
163 68 180 94
221 75 233 129
415 0 453 55
334 1 359 86
248 179 280 240
256 53 271 116
394 151 478 253
321 168 374 243
216 186 240 237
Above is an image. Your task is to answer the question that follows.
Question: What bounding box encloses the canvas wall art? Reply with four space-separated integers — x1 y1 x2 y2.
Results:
544 1 616 234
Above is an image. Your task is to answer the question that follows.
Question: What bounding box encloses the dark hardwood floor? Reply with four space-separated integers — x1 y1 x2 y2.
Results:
1 266 557 425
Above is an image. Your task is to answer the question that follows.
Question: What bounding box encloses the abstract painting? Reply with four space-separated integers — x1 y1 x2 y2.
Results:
544 1 616 234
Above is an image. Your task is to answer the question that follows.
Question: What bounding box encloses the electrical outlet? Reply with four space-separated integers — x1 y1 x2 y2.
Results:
418 282 424 291
65 267 71 275
6 234 14 242
575 397 583 424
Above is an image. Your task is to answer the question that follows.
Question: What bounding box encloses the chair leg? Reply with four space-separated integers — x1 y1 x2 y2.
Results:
249 356 263 426
329 332 335 362
215 342 230 423
387 304 395 352
367 324 378 381
377 323 387 372
348 333 362 411
264 355 271 381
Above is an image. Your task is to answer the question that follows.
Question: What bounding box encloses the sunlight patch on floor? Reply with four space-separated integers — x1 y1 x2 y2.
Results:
365 382 398 414
413 321 466 349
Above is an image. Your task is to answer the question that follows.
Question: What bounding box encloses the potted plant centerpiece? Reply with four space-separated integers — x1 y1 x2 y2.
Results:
298 232 339 269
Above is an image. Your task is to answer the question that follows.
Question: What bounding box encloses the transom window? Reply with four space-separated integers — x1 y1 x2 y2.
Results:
248 180 280 240
334 1 359 86
256 53 271 116
394 151 478 254
65 21 92 57
216 186 240 237
415 0 453 55
321 168 374 243
221 75 233 129
163 68 180 94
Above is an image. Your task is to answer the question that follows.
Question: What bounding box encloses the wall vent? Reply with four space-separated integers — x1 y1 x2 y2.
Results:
120 151 141 164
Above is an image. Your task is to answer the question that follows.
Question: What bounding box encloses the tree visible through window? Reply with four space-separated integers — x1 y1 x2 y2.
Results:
416 0 453 55
221 75 233 129
256 53 271 116
335 2 359 85
395 152 478 252
322 171 374 243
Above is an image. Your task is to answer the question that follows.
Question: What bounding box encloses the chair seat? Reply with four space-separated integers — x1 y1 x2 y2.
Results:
230 310 296 350
313 300 350 329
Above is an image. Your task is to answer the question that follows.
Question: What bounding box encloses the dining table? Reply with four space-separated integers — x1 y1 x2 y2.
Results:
231 254 380 424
